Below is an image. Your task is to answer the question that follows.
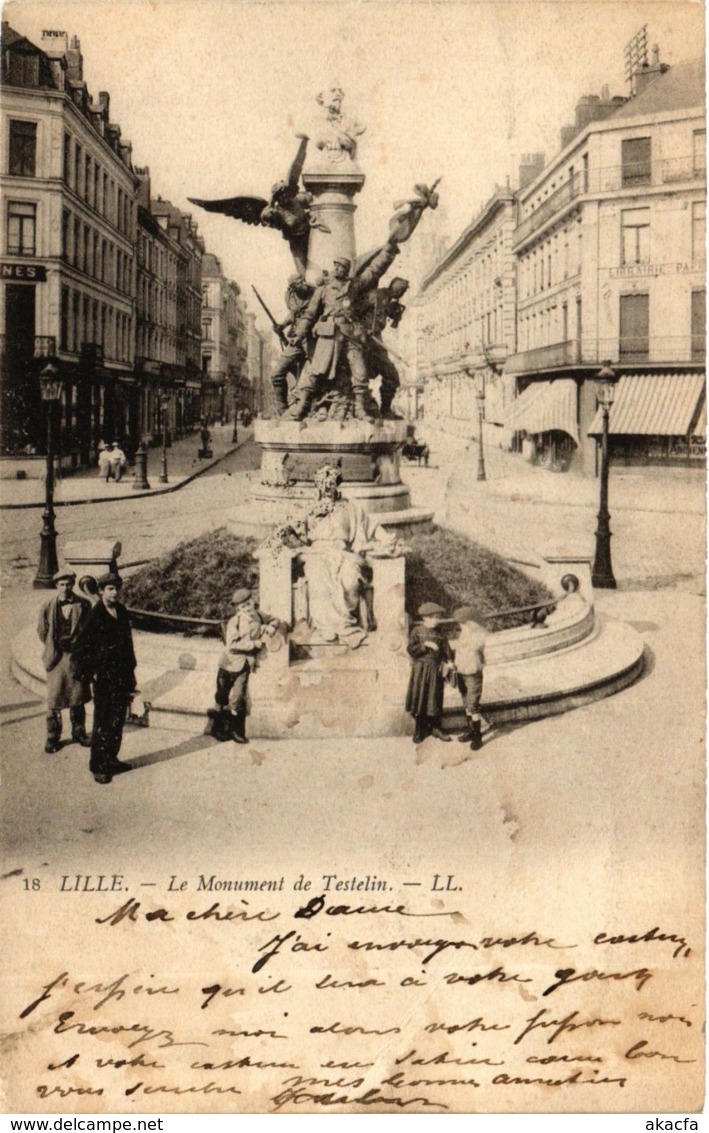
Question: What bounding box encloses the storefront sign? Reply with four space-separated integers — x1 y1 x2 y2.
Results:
608 261 700 279
1 263 47 282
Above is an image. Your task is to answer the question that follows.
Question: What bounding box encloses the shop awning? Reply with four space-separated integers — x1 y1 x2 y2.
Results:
503 379 579 443
587 373 706 437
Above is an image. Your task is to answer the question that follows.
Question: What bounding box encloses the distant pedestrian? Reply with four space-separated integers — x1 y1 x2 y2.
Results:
451 605 487 750
405 602 454 744
37 569 92 754
73 573 137 785
98 442 113 481
109 442 127 483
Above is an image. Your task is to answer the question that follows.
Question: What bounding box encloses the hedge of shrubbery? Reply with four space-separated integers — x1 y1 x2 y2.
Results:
123 525 551 630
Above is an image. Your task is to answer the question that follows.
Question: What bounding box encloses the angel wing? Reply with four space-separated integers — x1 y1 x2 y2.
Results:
285 135 309 193
187 195 268 225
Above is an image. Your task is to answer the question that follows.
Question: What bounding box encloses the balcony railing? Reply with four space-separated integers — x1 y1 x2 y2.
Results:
514 155 705 247
507 336 705 372
514 173 583 246
506 340 579 373
593 154 706 193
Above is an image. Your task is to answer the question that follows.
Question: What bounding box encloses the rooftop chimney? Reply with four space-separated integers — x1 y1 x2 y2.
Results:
634 44 670 96
519 152 546 188
64 35 83 82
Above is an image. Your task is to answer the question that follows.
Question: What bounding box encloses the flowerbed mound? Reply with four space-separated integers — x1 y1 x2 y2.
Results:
123 525 551 632
122 528 259 622
405 528 551 629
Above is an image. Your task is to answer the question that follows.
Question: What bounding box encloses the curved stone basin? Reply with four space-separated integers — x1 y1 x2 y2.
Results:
12 598 644 739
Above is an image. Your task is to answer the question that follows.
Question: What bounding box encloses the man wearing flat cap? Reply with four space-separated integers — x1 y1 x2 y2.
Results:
207 588 281 745
72 573 136 784
37 569 92 754
286 236 400 422
405 601 455 744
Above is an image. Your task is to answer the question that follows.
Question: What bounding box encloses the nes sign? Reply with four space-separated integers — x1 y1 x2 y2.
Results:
1 264 47 282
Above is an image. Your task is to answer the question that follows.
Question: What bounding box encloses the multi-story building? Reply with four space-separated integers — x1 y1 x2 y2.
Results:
1 25 138 464
506 49 705 472
136 173 203 443
200 253 248 422
416 185 518 442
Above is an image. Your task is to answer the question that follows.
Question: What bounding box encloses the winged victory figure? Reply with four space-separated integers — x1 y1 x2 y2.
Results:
188 135 329 276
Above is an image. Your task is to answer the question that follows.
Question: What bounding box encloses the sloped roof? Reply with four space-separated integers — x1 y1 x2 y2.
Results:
612 58 705 119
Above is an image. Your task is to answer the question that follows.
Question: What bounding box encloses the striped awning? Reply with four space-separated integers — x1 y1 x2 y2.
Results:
587 373 706 437
503 379 579 444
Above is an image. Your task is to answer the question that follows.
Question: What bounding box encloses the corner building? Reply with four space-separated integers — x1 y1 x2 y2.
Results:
1 26 138 464
507 52 706 473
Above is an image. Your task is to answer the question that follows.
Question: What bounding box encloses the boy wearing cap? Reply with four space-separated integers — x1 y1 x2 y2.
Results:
207 588 280 744
451 606 487 751
37 569 92 754
72 573 136 784
405 602 454 744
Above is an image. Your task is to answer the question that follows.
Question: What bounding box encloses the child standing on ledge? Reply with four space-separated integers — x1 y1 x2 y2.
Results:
451 605 487 751
405 601 455 744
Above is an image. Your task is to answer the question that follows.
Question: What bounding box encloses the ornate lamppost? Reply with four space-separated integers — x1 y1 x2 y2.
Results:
33 361 64 588
159 392 169 484
591 362 619 589
232 384 239 444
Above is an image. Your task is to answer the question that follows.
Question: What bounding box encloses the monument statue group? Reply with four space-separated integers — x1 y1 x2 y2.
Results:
190 87 439 424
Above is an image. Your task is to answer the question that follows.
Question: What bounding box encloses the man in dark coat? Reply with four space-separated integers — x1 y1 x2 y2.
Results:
405 602 454 744
37 568 92 754
73 573 137 785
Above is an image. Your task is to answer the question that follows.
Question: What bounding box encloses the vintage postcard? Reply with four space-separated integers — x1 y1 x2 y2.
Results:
0 0 705 1120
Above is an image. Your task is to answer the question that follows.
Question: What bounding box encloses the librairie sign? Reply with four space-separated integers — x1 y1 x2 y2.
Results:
1 264 47 282
608 261 702 279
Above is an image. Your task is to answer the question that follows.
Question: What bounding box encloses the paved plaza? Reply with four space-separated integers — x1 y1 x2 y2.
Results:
0 433 704 871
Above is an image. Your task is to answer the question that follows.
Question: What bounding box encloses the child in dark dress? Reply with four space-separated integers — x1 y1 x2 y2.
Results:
405 602 454 744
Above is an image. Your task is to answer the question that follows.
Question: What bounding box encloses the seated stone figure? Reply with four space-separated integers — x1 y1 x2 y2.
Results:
279 465 400 648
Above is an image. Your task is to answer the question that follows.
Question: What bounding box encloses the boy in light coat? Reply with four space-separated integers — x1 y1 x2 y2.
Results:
451 605 487 751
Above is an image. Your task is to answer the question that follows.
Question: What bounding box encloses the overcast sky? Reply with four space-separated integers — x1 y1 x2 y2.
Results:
6 0 705 327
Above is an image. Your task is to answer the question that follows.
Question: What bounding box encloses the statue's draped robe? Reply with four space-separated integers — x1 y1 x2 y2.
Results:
301 499 378 644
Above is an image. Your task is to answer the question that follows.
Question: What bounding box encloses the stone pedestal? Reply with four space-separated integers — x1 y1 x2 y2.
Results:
248 417 433 535
302 170 365 282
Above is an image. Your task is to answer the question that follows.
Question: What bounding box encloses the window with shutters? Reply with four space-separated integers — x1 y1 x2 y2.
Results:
7 201 36 255
691 290 705 360
621 208 650 265
9 120 36 176
692 201 706 263
619 293 649 361
621 137 651 187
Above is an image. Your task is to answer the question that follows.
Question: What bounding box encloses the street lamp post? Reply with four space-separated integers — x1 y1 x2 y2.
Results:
591 362 619 589
159 393 169 484
33 361 64 589
232 388 239 444
475 372 487 482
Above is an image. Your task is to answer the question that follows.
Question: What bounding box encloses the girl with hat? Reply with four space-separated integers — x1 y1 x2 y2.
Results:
405 602 454 744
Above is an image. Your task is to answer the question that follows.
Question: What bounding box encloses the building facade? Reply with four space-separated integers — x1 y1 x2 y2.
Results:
200 253 248 423
506 51 705 473
415 48 705 474
136 174 203 444
417 187 518 443
1 25 138 464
